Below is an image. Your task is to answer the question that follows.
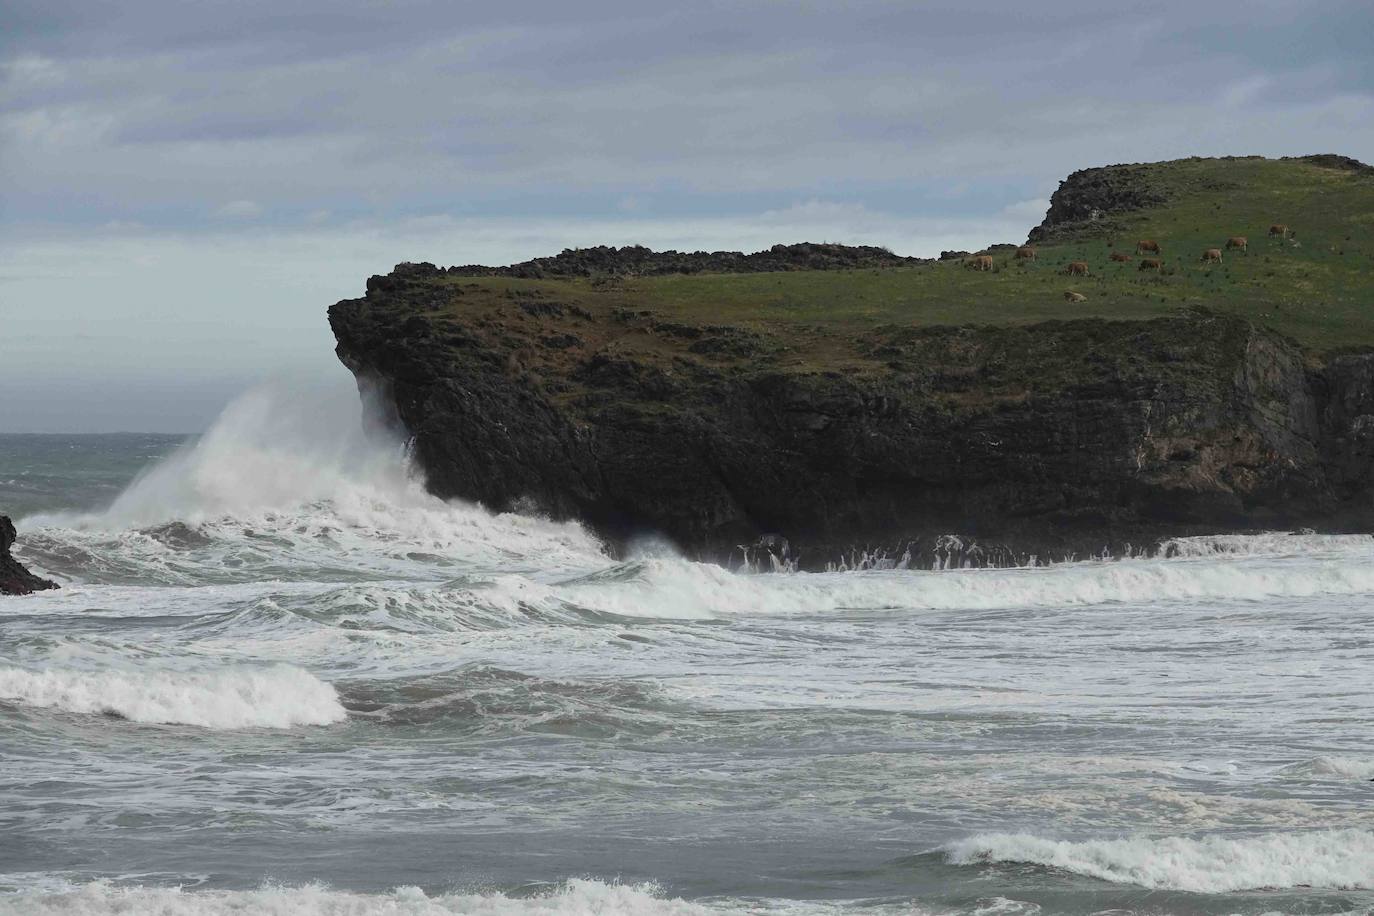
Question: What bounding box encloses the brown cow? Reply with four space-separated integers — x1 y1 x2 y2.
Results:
1201 248 1223 263
1015 246 1037 260
1139 258 1163 272
1137 240 1161 255
1109 252 1133 262
1064 291 1087 303
1226 236 1247 253
1065 261 1089 276
1269 224 1289 238
967 254 994 271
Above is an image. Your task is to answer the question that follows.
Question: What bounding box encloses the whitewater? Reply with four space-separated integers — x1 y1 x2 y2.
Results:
3 383 1374 916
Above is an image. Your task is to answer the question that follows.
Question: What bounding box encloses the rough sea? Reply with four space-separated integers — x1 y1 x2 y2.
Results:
3 383 1373 916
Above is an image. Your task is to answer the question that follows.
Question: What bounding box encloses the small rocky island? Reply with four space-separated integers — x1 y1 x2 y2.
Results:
329 155 1374 568
1 516 59 595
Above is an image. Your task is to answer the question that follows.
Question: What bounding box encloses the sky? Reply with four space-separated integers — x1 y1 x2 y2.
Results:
2 0 1372 432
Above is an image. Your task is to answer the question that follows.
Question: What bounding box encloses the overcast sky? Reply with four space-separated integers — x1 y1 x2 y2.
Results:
3 0 1372 431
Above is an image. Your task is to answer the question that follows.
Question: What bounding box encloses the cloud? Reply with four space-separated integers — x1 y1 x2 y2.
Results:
213 199 264 219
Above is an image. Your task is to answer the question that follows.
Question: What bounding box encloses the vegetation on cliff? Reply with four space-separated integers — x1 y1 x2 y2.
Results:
371 155 1374 353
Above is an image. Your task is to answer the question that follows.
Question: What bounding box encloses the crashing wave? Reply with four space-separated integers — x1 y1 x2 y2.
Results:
943 829 1374 893
0 664 346 729
1157 532 1374 559
1277 756 1374 781
20 384 607 585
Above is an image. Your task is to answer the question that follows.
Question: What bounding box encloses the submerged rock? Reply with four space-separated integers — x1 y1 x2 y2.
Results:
1 515 59 596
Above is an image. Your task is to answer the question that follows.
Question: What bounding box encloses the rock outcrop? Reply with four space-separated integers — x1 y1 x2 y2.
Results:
1027 163 1171 244
1 516 58 595
445 242 922 279
330 260 1374 568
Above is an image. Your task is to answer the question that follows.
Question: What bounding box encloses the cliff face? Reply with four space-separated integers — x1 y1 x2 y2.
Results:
330 262 1374 567
1 516 59 595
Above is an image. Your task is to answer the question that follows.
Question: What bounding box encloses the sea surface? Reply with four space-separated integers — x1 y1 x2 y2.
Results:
3 384 1374 915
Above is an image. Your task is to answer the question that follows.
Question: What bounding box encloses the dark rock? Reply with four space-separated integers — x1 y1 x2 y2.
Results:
1 516 59 596
1290 154 1374 175
446 242 924 278
1028 163 1171 244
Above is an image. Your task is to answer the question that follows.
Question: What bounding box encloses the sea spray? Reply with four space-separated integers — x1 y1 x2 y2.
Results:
21 383 607 583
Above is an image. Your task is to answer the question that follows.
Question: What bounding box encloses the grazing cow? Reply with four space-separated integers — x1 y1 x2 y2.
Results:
1064 291 1087 302
1015 246 1037 260
1137 240 1161 255
1139 258 1163 272
1065 261 1089 276
967 254 994 271
1269 224 1289 238
1109 252 1133 263
1226 236 1248 253
1202 248 1223 263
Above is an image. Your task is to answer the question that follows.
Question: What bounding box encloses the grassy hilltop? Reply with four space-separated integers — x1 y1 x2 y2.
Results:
420 154 1374 353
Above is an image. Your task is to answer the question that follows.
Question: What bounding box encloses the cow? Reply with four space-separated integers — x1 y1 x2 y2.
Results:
967 254 994 271
1064 291 1087 302
1065 261 1089 276
1015 246 1037 260
1139 258 1163 272
1137 240 1161 255
1109 252 1133 263
1201 248 1223 264
1226 236 1248 253
1269 224 1289 238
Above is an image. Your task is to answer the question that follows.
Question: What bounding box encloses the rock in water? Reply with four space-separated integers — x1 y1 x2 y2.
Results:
0 516 59 596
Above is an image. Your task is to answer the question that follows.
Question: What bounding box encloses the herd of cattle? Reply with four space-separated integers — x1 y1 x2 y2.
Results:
965 224 1295 298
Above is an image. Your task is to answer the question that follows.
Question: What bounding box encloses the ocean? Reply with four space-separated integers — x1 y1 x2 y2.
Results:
2 382 1373 915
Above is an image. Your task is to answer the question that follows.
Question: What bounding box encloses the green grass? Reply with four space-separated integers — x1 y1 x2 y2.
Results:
446 156 1374 352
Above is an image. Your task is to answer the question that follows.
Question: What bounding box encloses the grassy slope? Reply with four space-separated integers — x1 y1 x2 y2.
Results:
435 156 1374 353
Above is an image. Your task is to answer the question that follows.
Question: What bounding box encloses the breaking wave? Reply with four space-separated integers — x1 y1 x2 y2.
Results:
0 879 714 916
1159 532 1374 559
943 829 1374 893
1277 756 1374 781
0 665 347 729
20 383 606 585
475 552 1374 621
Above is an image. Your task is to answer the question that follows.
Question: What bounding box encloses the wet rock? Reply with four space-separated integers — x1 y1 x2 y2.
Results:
1 516 59 596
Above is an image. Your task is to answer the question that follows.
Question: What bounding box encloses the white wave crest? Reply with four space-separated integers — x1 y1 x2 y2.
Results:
944 829 1374 893
1278 756 1374 781
0 664 346 729
0 878 714 916
1159 532 1374 559
536 552 1374 620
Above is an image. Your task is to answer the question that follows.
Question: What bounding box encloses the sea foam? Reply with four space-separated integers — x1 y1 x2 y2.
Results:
0 664 346 729
0 878 713 916
944 829 1374 893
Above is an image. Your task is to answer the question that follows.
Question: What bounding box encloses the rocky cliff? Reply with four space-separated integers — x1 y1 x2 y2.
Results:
1 516 59 595
330 260 1374 568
